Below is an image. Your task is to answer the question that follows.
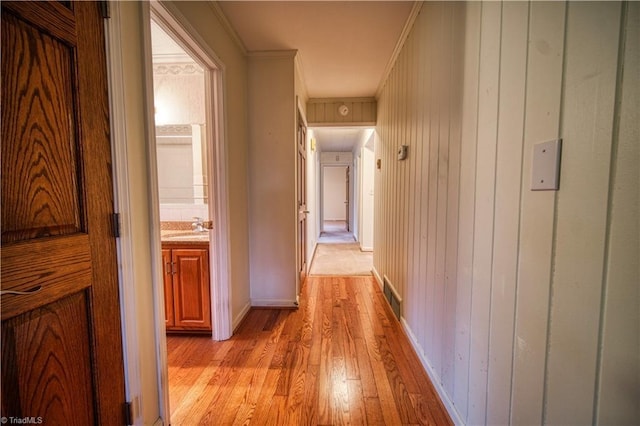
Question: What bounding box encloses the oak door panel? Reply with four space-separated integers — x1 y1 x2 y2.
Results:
1 2 125 424
2 293 94 425
1 9 82 244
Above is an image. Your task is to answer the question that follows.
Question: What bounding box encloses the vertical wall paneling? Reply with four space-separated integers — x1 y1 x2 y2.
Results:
400 19 412 307
485 2 528 425
596 2 640 423
442 1 464 397
405 21 418 332
453 2 481 420
544 2 622 424
425 2 440 365
375 2 636 425
509 2 565 423
412 8 427 349
467 3 501 423
306 98 376 125
433 2 453 379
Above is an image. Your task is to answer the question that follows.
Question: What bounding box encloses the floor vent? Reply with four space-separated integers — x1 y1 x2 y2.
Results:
382 276 401 320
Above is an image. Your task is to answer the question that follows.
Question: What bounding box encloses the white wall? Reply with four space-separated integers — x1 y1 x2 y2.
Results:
323 166 347 220
169 1 251 328
112 1 251 422
359 135 374 251
113 4 161 423
374 1 639 424
247 51 297 306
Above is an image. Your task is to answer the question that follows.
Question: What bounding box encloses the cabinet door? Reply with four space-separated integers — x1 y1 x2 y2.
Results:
172 248 211 330
162 248 174 327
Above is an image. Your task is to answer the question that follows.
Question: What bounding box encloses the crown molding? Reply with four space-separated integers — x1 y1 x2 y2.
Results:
308 97 376 104
247 49 298 59
208 1 247 55
375 1 423 99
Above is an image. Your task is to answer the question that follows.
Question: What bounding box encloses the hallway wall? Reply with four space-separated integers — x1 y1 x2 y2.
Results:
374 1 638 424
169 1 251 326
247 51 309 305
112 2 251 422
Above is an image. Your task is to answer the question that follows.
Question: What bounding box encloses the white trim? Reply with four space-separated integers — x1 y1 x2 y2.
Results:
148 1 234 341
309 121 377 128
247 49 298 58
360 246 373 252
140 4 171 424
104 3 142 424
308 97 376 104
232 301 252 332
375 1 423 99
251 299 299 308
207 2 247 54
382 274 403 303
401 318 465 426
372 266 384 290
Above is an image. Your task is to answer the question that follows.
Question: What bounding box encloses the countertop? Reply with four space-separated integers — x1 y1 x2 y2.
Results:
161 230 210 245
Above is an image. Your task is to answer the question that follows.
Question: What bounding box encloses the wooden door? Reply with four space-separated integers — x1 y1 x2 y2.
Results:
172 248 211 330
296 111 308 285
1 2 125 424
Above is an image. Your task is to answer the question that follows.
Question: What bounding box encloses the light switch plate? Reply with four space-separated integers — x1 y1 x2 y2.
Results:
531 139 562 191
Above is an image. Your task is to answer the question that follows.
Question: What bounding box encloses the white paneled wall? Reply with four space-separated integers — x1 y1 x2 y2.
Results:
374 1 639 424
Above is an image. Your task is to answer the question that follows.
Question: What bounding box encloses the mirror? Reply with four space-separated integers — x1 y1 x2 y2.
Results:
156 124 207 205
151 19 209 222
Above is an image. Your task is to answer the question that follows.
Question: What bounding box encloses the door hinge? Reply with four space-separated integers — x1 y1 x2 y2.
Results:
113 213 121 238
100 1 110 19
123 401 133 425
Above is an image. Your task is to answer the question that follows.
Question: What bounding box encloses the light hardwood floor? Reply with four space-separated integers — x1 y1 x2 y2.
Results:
167 276 452 425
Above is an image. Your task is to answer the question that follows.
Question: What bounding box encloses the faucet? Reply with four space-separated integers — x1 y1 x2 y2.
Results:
191 217 204 233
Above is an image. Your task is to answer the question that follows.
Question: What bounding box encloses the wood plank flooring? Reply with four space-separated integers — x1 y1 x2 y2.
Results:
167 276 452 425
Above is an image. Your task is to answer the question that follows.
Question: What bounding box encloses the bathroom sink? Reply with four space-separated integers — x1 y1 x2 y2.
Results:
162 231 209 242
166 234 208 240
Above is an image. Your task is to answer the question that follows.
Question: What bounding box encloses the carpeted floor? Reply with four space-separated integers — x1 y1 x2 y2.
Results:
310 221 372 275
317 220 355 244
310 243 373 276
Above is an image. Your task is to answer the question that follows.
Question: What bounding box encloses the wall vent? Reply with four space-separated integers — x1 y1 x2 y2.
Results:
382 276 401 320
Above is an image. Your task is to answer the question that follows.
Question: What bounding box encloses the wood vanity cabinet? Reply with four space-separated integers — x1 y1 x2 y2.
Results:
162 244 211 332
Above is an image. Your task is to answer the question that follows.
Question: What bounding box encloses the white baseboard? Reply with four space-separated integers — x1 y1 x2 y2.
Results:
372 267 383 290
232 300 251 332
251 299 298 308
400 318 465 426
360 245 373 252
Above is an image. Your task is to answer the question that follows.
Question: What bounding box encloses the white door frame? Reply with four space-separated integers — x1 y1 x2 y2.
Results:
146 1 231 340
106 1 232 423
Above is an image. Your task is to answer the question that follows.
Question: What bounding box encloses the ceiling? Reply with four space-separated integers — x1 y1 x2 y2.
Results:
218 1 413 152
218 1 414 99
311 127 370 152
152 2 412 152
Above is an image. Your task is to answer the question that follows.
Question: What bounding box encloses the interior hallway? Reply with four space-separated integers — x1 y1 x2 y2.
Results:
167 276 451 425
311 221 373 276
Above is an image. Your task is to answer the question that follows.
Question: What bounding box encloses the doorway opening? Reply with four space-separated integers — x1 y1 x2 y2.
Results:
307 127 375 276
145 3 233 422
